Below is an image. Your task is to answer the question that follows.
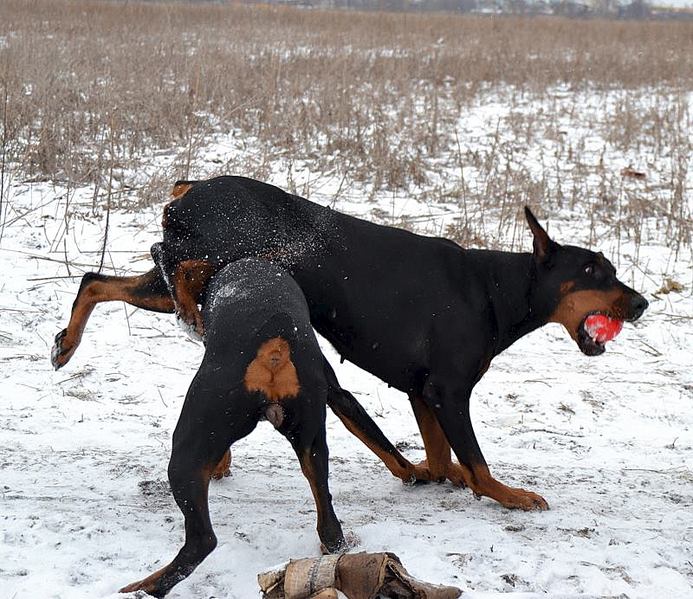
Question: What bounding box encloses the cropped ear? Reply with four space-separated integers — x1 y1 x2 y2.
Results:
524 206 557 262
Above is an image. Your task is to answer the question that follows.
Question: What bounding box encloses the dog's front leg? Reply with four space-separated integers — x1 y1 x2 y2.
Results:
422 376 549 511
51 267 174 370
409 393 459 484
151 243 213 340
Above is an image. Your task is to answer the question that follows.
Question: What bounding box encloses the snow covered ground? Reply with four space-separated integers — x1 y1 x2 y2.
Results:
1 116 691 597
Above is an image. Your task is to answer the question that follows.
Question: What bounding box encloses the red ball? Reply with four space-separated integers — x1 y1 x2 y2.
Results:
584 314 623 343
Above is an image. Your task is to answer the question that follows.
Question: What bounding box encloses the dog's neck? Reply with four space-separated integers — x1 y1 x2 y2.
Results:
475 250 554 355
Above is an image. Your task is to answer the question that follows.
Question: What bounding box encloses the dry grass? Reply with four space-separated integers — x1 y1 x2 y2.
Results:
0 0 690 251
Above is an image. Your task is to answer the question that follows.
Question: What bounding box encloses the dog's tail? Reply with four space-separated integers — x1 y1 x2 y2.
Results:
171 180 198 199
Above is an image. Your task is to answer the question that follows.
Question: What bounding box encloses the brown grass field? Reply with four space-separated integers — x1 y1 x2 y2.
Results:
0 0 691 250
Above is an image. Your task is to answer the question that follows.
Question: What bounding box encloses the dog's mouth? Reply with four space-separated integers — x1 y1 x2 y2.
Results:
576 312 624 356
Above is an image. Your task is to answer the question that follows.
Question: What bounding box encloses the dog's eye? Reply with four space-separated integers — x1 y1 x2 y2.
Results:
584 264 595 276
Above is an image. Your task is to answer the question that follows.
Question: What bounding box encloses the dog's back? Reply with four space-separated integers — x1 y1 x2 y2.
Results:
162 176 335 268
202 257 314 362
200 258 327 420
159 176 461 390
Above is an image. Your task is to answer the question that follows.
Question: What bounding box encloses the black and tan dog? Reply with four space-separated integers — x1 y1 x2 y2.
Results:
53 176 648 510
121 258 353 597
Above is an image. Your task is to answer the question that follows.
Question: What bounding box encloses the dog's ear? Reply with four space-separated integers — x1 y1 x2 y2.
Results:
524 207 557 262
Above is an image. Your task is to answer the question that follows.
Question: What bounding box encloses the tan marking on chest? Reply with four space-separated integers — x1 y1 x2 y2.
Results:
244 337 300 401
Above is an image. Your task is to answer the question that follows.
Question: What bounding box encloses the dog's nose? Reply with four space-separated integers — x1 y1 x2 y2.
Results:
630 294 648 320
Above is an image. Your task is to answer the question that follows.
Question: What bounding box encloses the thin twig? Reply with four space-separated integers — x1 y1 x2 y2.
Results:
3 196 62 228
98 119 115 273
63 236 71 277
0 247 100 269
0 82 8 244
26 275 82 282
108 250 131 337
519 428 585 438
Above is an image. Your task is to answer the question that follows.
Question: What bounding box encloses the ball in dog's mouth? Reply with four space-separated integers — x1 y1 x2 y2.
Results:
577 313 623 356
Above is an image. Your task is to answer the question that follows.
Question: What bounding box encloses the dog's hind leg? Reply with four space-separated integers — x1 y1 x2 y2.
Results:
119 456 218 598
289 423 346 554
323 360 428 484
51 267 174 370
120 381 258 597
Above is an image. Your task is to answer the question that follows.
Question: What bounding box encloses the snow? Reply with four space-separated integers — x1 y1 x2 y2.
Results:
1 124 692 597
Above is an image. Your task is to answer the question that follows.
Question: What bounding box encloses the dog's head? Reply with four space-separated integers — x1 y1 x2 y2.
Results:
525 207 648 356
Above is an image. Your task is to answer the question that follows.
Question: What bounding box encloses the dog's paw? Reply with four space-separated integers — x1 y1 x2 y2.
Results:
51 328 74 370
176 314 203 342
403 474 428 486
403 469 436 486
403 460 440 485
119 581 157 597
119 573 165 597
210 449 232 480
321 531 360 555
210 468 231 480
500 488 549 511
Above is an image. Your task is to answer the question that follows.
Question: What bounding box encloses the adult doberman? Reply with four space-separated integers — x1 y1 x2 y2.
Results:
121 258 353 597
53 176 648 510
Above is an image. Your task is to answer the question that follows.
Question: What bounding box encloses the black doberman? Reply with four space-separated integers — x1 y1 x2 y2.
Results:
53 176 648 510
121 258 354 597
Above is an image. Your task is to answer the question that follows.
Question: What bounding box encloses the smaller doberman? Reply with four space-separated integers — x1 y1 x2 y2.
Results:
121 258 349 598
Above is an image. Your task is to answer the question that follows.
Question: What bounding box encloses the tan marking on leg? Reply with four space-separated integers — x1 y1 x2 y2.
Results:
297 446 347 554
172 259 215 337
210 449 231 480
298 449 329 549
244 337 300 401
550 288 627 341
411 395 452 482
462 463 549 511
